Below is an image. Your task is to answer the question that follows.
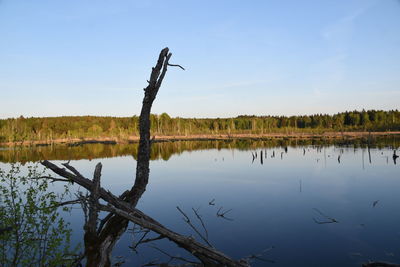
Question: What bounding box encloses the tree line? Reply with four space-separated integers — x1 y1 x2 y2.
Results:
0 109 399 143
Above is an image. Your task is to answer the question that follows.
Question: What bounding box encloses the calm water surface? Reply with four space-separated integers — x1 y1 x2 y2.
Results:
1 139 399 266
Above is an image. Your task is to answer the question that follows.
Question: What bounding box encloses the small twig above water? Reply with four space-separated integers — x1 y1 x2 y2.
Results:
217 207 234 221
192 207 209 241
36 176 71 183
208 199 215 206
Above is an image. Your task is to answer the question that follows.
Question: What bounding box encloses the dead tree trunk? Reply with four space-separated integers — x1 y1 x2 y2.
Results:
89 48 172 266
129 47 171 207
83 48 172 267
41 48 247 266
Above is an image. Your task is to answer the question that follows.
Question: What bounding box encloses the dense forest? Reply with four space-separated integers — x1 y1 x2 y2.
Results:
0 109 399 144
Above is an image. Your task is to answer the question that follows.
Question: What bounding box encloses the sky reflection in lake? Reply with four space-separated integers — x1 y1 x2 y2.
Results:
1 140 399 266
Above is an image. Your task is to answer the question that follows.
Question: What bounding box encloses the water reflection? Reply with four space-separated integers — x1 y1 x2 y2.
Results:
1 136 399 164
1 137 400 266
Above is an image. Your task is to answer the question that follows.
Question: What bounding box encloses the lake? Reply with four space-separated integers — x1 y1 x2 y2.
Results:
1 137 399 267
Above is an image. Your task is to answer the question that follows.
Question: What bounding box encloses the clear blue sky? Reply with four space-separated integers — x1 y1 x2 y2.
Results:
1 0 399 119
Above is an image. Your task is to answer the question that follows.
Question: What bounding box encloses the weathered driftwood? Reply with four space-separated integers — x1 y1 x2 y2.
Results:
41 160 248 267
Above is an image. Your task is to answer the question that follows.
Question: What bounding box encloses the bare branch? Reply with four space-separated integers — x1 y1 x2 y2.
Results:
130 231 165 252
149 245 201 265
86 162 102 234
217 207 234 221
99 204 247 267
167 63 185 70
41 199 83 210
35 176 71 183
192 207 209 241
62 161 85 178
312 208 339 224
176 206 213 247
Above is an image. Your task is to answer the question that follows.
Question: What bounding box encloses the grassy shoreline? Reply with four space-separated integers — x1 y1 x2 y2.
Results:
2 131 400 147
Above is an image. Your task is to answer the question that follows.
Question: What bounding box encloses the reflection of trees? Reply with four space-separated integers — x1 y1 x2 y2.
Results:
0 164 78 266
1 136 399 164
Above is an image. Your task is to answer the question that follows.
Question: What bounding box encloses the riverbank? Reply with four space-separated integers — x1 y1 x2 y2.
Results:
1 131 400 147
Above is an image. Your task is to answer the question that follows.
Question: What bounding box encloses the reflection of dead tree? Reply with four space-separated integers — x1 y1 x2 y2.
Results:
217 207 234 221
299 179 302 193
312 208 339 224
41 48 247 267
393 150 398 164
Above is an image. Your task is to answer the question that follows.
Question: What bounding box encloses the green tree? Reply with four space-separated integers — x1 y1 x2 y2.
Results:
0 164 79 266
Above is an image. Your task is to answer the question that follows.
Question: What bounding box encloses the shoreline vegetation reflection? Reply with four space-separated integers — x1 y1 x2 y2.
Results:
1 137 399 266
1 137 399 164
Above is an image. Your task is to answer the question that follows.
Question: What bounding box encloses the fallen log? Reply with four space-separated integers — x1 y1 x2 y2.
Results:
41 160 248 267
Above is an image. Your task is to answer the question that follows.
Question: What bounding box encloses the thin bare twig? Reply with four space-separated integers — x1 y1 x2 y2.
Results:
41 198 83 210
208 199 215 206
62 162 85 179
192 207 209 241
176 206 213 247
148 245 201 265
312 208 339 224
36 176 70 183
217 207 234 221
167 63 185 70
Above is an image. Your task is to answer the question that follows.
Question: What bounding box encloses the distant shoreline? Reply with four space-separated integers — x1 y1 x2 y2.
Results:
2 131 400 147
